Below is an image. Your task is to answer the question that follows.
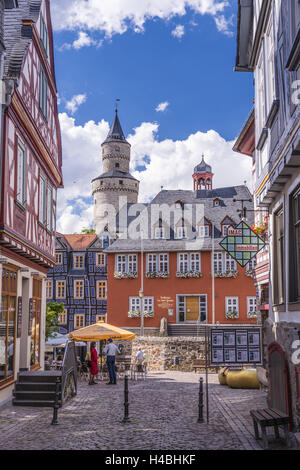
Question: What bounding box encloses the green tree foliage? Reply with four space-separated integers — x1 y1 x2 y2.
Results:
46 302 64 341
81 228 95 234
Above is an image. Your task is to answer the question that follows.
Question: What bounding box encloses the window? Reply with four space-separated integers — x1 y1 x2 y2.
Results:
46 280 52 299
96 253 106 266
176 226 187 239
265 13 275 115
96 315 106 322
74 255 84 269
58 310 67 325
115 254 137 273
56 280 66 299
247 297 257 317
0 267 17 383
177 253 201 272
39 67 47 118
31 279 42 367
39 173 46 225
154 227 165 239
256 49 265 137
222 225 231 237
16 142 26 206
40 15 49 56
198 225 210 237
74 280 84 299
290 188 300 301
74 315 85 329
214 252 237 273
56 253 62 265
97 281 107 300
147 253 169 273
226 297 239 314
273 208 284 305
46 184 53 232
129 297 154 314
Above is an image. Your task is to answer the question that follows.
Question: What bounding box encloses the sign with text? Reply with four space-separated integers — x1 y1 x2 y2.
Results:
210 327 262 365
220 221 265 267
158 296 174 309
17 297 22 338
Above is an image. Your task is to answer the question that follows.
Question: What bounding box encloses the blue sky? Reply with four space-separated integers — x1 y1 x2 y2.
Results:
50 0 254 233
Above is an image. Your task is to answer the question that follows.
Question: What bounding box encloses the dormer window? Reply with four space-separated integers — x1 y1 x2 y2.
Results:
213 198 221 207
197 217 211 238
175 200 183 209
221 217 235 237
153 218 167 239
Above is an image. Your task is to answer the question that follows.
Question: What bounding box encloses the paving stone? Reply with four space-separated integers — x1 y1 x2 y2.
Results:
0 371 271 450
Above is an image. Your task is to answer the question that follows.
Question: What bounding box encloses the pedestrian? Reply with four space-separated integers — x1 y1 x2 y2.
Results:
135 348 144 365
103 338 120 385
89 342 99 385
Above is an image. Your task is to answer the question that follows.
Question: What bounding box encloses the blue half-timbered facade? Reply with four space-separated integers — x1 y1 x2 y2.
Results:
47 233 108 333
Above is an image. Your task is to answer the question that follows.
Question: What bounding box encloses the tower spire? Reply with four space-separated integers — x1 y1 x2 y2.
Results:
103 103 128 144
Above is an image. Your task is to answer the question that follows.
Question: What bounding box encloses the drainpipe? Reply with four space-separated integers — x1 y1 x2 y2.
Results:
0 0 5 220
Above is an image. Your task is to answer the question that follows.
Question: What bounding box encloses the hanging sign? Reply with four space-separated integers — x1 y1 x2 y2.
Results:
17 297 22 338
28 298 33 336
219 221 265 267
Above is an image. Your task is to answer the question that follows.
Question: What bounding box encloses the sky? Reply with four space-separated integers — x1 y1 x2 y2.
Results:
50 0 254 233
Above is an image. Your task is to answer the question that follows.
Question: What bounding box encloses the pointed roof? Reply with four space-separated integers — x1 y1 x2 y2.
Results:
102 109 129 145
194 154 212 174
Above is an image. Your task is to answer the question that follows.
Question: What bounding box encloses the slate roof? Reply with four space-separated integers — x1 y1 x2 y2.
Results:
102 110 129 145
193 155 212 174
92 169 139 183
3 0 42 80
105 185 254 253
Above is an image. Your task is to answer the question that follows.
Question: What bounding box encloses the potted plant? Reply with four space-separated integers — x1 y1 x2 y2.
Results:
225 310 239 320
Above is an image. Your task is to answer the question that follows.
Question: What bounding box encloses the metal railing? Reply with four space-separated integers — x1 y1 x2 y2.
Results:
61 340 78 404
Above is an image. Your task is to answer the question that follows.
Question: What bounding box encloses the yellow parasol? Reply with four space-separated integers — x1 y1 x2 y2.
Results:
68 321 136 342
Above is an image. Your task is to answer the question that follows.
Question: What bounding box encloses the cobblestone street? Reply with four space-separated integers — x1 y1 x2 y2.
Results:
0 371 275 450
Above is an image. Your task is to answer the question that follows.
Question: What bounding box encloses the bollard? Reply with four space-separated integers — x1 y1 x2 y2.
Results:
51 376 60 425
198 377 204 423
122 374 130 423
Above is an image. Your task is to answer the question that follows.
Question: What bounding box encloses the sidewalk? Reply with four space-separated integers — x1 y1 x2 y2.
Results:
0 371 271 450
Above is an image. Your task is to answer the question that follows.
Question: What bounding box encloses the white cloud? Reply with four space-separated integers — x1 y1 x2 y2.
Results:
58 31 103 51
51 0 230 37
65 94 87 114
171 24 185 38
155 101 169 112
56 113 252 233
214 14 234 37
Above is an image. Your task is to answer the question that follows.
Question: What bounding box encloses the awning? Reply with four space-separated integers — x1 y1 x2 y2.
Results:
68 321 136 342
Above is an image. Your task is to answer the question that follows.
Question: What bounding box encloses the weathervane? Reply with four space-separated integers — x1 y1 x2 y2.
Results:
115 98 120 112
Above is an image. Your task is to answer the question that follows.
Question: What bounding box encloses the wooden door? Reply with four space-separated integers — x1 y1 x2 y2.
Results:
186 297 199 322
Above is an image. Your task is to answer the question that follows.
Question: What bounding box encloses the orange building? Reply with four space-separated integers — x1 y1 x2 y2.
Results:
105 159 257 335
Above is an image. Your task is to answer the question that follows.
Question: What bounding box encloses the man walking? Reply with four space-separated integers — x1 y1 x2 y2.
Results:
103 338 120 385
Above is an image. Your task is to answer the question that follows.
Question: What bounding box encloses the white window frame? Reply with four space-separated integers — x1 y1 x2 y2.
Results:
226 297 239 314
154 227 165 239
198 225 210 238
177 253 201 272
16 141 26 206
176 226 187 239
214 252 237 272
147 253 169 273
222 224 231 237
129 296 154 314
115 254 138 273
247 297 257 316
74 314 85 329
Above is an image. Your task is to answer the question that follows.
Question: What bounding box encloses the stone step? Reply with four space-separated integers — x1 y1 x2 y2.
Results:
13 390 59 401
15 382 59 392
12 399 61 408
18 371 62 384
168 324 206 337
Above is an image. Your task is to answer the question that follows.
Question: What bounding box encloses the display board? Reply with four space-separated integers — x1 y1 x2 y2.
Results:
210 327 262 365
219 221 265 267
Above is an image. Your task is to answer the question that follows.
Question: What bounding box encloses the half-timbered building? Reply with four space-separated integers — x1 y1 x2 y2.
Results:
47 234 108 334
0 0 62 404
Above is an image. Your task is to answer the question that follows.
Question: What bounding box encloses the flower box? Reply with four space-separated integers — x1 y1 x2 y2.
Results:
176 271 203 278
114 272 138 279
247 311 258 319
128 311 154 318
146 272 169 279
225 310 239 319
215 270 238 278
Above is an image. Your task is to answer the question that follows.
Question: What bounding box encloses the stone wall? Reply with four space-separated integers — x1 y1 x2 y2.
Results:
263 319 300 429
130 336 214 372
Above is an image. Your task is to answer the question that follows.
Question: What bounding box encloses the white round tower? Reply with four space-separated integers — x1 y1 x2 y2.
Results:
92 109 139 236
